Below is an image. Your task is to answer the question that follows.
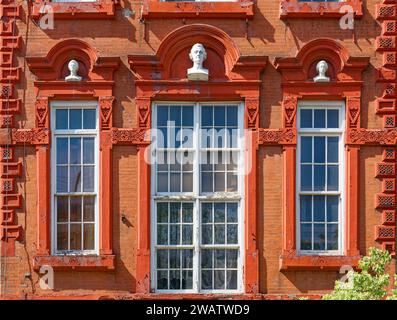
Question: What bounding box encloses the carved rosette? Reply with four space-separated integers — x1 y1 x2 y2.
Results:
99 96 114 130
283 95 298 128
258 128 296 145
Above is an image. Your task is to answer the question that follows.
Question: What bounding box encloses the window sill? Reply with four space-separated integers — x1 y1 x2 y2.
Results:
280 0 363 19
279 253 361 270
33 254 115 271
142 1 254 19
30 0 116 20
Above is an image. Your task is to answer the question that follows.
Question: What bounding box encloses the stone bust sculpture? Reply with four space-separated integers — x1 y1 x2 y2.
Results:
187 43 209 81
313 60 330 82
65 59 82 81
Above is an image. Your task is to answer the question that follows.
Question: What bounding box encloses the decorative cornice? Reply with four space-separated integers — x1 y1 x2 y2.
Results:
11 128 50 145
111 128 150 145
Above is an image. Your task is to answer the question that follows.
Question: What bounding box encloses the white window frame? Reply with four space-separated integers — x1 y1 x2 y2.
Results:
50 101 100 256
150 101 245 294
296 101 345 256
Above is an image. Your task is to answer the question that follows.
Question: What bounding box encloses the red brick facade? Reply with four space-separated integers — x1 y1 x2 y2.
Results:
0 0 396 299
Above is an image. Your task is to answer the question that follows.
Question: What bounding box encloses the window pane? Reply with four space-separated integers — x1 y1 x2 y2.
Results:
214 106 225 126
201 270 212 290
182 106 194 127
327 224 339 250
83 196 95 222
157 106 168 126
202 172 213 193
301 137 312 163
56 166 68 193
56 109 68 129
170 173 181 192
170 106 181 127
227 173 238 192
201 250 212 269
214 225 225 244
327 165 339 191
157 173 168 192
70 138 81 164
202 225 213 244
301 165 312 191
313 196 325 222
214 270 225 290
227 203 238 223
83 138 95 164
70 196 82 222
157 250 168 269
182 173 193 192
314 137 325 163
169 270 181 290
300 109 312 128
56 138 68 164
215 250 225 268
314 165 325 191
157 270 168 290
170 225 180 245
227 270 237 290
182 203 193 222
70 109 82 129
170 203 180 223
182 225 193 245
300 224 312 250
70 166 82 192
327 109 339 128
226 250 238 268
83 224 95 250
57 196 68 222
201 106 213 127
327 137 339 163
214 203 225 222
157 225 168 245
202 203 212 223
169 249 180 268
182 270 193 290
327 196 339 222
157 203 168 223
70 223 82 250
227 106 238 127
83 166 95 192
314 109 325 128
227 225 238 244
57 224 68 251
314 224 326 251
300 196 312 222
83 109 96 129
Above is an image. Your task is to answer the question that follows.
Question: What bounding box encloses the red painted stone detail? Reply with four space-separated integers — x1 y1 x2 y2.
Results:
280 0 363 19
275 39 368 268
30 0 116 20
347 128 397 145
26 40 121 267
111 128 149 145
129 24 266 293
141 0 254 19
258 128 296 145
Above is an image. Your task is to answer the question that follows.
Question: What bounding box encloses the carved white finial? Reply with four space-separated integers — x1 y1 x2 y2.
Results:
187 43 209 81
313 60 330 82
65 59 82 82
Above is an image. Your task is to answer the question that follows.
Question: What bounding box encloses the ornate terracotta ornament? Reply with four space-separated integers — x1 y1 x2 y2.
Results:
313 60 330 82
187 43 209 81
65 59 82 82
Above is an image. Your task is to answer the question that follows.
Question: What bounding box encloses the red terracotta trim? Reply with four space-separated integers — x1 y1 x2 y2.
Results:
275 39 368 269
129 24 267 293
32 255 116 271
280 0 363 19
141 0 254 19
279 254 361 270
26 40 120 269
30 0 116 20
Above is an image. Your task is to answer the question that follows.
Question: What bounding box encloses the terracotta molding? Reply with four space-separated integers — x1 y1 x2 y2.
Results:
129 24 266 293
26 40 120 267
280 0 363 19
111 128 149 145
258 128 296 145
30 0 116 20
347 128 397 145
33 255 116 271
275 39 368 268
141 0 254 19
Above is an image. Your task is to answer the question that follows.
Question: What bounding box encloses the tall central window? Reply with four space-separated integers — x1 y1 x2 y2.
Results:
152 103 244 293
51 101 99 255
297 101 345 255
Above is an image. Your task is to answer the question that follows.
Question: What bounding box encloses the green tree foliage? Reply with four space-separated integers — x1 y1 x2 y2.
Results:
323 247 392 300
